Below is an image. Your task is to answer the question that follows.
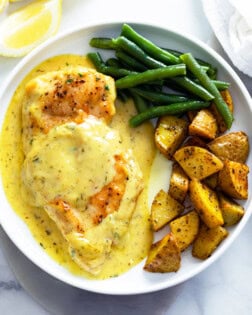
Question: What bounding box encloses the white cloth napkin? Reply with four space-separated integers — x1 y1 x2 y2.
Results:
202 0 252 77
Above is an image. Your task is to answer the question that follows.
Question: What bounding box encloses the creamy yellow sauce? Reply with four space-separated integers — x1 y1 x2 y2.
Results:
0 54 156 279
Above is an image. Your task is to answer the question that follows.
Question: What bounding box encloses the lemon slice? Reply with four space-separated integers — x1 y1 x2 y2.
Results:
0 0 62 57
0 0 8 13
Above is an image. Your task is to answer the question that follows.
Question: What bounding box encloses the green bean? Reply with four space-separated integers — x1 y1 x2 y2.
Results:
89 37 116 49
115 64 186 89
129 101 210 127
121 23 180 65
114 37 216 98
194 79 230 90
130 90 149 113
130 87 192 104
89 33 218 99
104 67 137 78
90 35 165 69
114 36 166 69
163 47 217 79
115 50 148 71
87 52 137 78
180 53 233 128
105 57 123 68
87 52 105 71
211 80 230 90
88 27 231 127
168 76 214 101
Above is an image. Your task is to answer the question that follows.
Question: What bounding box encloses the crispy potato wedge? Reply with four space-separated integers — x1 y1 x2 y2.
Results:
151 189 184 231
207 131 249 163
174 146 223 180
144 232 181 273
192 223 228 259
218 192 245 226
210 89 234 134
189 109 218 140
218 160 249 199
170 210 200 251
168 163 189 203
155 115 188 160
189 179 224 228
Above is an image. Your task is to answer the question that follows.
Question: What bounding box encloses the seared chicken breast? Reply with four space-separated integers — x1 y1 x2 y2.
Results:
21 67 144 274
22 66 116 155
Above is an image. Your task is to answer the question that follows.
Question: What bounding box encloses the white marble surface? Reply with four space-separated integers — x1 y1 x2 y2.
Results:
0 0 252 314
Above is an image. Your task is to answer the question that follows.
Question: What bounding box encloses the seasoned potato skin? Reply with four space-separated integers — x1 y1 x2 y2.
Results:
151 189 184 231
155 115 188 160
189 109 218 140
218 193 244 226
169 210 200 251
218 159 249 199
174 146 223 180
144 232 181 273
207 131 249 163
192 223 228 259
189 179 224 228
168 163 189 203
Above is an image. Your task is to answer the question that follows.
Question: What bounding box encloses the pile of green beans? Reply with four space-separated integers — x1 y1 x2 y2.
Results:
88 23 232 128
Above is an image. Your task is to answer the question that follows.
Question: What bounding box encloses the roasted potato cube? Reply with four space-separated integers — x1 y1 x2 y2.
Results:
155 115 188 159
170 210 200 251
151 189 184 231
189 179 224 228
192 223 228 259
144 232 181 273
203 173 218 189
210 89 234 134
182 135 208 149
189 109 218 140
207 131 249 163
174 146 223 180
218 193 245 226
168 163 189 203
218 160 249 199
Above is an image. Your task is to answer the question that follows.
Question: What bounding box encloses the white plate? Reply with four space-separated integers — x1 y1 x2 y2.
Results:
0 21 251 295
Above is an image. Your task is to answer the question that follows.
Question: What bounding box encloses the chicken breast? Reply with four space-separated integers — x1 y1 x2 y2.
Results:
22 66 116 155
21 67 144 274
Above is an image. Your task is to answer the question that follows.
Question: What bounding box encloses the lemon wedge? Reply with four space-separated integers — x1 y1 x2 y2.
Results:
0 0 8 13
0 0 62 57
